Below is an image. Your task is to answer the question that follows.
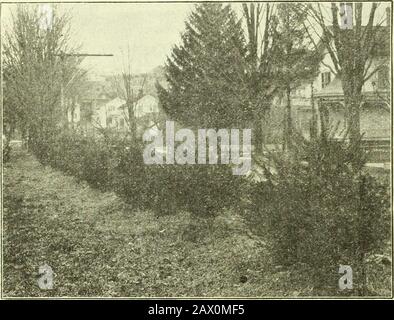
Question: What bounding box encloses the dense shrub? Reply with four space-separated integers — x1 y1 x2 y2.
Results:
176 165 244 216
249 135 390 294
144 164 245 217
30 130 245 217
110 140 152 209
32 130 114 191
113 149 244 216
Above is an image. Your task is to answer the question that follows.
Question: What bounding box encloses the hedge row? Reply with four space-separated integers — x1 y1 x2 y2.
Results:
31 130 246 217
30 129 390 294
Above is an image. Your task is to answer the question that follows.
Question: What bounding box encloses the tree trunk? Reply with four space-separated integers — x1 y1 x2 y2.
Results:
253 118 263 154
343 77 363 146
127 103 137 140
261 108 269 146
283 87 292 151
310 84 318 140
347 96 361 145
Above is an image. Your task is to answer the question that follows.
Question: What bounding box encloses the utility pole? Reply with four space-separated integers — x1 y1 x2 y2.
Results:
55 52 113 128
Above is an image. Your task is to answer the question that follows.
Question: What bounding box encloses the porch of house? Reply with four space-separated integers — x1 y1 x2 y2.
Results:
294 95 390 166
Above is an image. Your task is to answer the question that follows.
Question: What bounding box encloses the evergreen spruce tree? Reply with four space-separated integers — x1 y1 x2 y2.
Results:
157 3 251 129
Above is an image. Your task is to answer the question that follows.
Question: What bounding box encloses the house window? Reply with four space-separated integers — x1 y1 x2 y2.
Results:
377 66 389 89
321 72 331 89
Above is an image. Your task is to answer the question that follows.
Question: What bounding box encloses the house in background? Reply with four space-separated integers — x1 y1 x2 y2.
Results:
135 94 160 117
94 97 127 130
134 94 161 135
75 79 114 133
72 66 167 134
93 94 161 134
291 12 390 163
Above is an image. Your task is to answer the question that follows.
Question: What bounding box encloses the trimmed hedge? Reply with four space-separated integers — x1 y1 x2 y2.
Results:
31 130 245 217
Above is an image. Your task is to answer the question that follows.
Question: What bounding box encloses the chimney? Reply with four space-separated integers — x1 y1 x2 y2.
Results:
386 7 391 28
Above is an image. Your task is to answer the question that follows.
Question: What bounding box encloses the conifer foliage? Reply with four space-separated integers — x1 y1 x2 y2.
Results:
157 4 251 128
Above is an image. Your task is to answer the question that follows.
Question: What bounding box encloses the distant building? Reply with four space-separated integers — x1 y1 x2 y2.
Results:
76 80 114 133
94 94 161 134
134 94 161 135
290 18 390 163
68 68 166 134
135 94 159 116
292 57 389 142
94 97 127 130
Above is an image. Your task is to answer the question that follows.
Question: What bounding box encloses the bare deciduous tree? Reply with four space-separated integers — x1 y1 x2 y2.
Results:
242 3 279 152
110 49 146 140
3 4 84 147
304 2 390 145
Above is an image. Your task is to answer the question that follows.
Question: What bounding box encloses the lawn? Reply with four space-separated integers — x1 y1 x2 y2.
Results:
2 149 276 297
2 149 391 297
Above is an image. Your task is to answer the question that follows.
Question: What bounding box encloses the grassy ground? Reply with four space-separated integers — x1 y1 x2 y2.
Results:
2 149 392 297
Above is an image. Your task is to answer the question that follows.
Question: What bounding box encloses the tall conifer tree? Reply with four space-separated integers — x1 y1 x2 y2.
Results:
157 4 251 129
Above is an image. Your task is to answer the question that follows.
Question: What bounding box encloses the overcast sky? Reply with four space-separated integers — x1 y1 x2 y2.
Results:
1 2 390 77
2 2 195 76
65 3 195 75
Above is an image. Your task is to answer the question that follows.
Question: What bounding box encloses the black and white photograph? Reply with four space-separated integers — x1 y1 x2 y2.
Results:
0 0 392 300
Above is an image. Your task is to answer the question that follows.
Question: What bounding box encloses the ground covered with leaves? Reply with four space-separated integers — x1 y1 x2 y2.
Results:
2 149 392 297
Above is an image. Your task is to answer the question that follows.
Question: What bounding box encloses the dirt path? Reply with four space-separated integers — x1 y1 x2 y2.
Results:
3 149 279 297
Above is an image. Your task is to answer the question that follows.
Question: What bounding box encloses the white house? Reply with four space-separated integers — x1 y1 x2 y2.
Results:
288 18 390 163
135 95 160 118
93 95 161 133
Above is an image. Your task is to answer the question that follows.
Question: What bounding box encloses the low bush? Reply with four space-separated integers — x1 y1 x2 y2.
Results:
114 151 244 216
175 164 244 217
143 164 244 217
